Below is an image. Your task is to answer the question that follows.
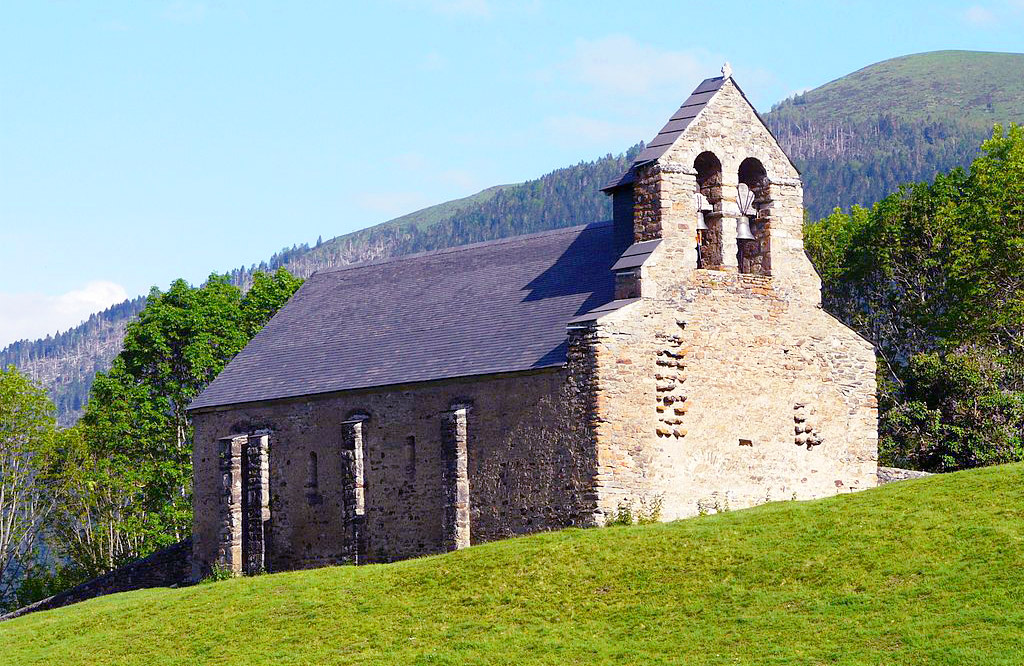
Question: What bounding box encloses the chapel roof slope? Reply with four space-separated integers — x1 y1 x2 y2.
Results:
189 222 618 410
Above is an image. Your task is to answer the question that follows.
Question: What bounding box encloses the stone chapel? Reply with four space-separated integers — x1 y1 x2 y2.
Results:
188 69 878 579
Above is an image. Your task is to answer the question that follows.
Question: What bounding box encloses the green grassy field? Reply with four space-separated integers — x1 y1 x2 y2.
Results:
3 464 1023 665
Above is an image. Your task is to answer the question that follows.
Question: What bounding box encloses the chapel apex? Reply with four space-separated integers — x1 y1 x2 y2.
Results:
602 68 815 301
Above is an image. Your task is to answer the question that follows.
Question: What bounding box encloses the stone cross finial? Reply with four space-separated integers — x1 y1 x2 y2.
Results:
721 62 733 79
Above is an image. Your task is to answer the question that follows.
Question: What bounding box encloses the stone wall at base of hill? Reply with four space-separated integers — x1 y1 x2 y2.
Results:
0 538 192 622
877 466 932 484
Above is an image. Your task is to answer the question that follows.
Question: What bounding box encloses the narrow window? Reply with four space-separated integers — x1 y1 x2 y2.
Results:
694 151 723 269
404 436 416 480
306 450 319 490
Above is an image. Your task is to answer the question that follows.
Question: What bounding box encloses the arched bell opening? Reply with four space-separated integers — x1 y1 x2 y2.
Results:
694 151 723 269
737 157 771 276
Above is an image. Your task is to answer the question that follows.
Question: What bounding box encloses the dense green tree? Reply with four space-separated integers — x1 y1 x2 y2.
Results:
81 275 246 547
805 125 1024 471
63 270 304 564
240 268 305 338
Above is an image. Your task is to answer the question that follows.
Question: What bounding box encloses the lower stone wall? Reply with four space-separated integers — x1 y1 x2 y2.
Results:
0 538 192 622
191 369 598 579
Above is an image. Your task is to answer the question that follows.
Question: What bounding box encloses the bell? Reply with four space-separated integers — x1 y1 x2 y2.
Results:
696 211 708 231
736 215 755 241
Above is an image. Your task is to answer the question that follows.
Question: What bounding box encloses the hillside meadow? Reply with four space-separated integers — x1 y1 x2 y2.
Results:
2 464 1022 665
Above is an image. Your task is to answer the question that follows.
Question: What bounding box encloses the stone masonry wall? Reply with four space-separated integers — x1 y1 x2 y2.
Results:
191 368 598 579
585 78 877 520
588 276 877 520
190 75 877 574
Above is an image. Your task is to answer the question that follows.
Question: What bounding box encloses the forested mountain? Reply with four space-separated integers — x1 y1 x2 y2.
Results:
764 50 1024 219
5 50 1022 424
227 146 641 285
1 148 640 423
0 298 146 425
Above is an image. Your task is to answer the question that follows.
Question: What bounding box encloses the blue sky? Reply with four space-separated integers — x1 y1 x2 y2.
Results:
2 0 1022 347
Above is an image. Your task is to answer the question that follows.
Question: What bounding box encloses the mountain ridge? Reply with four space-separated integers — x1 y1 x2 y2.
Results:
2 148 638 423
765 49 1024 218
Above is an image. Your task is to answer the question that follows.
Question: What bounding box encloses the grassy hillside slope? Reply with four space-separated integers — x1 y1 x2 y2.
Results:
777 50 1024 123
380 184 512 231
3 464 1023 665
766 50 1024 219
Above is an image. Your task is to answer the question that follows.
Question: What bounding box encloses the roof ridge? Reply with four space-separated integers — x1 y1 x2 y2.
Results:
315 220 613 276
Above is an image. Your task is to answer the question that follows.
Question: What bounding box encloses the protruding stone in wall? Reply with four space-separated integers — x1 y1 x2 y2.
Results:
242 431 270 575
216 434 247 575
793 403 823 449
341 414 369 564
441 404 471 551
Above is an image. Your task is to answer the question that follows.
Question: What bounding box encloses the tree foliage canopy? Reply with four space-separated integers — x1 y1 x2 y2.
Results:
36 269 304 586
805 124 1024 471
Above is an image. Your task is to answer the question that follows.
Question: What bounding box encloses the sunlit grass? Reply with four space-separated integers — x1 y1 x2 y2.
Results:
2 463 1023 665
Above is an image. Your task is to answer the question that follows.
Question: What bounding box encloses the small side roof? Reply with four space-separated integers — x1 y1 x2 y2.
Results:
566 298 639 327
610 238 661 271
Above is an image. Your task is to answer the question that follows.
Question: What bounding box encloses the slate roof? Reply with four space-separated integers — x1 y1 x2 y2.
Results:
189 222 620 410
610 239 662 271
633 76 726 165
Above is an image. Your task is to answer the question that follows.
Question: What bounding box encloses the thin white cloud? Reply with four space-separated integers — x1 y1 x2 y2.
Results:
545 36 779 124
386 154 493 197
964 4 996 23
418 51 448 72
562 36 715 99
100 20 132 32
543 115 647 147
0 281 129 349
392 152 432 171
355 191 438 219
438 168 490 191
